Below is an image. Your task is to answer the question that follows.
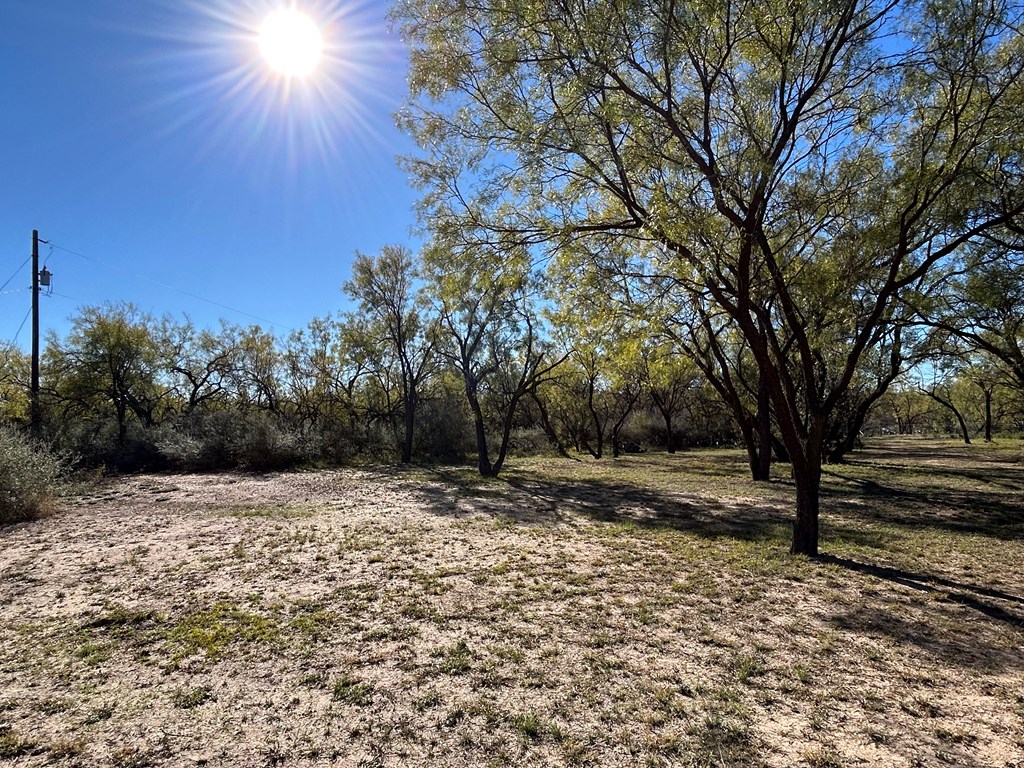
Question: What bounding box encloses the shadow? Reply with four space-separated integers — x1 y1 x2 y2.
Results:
820 554 1024 671
402 464 792 543
821 444 1024 539
824 470 1022 530
827 603 1021 671
819 554 1024 625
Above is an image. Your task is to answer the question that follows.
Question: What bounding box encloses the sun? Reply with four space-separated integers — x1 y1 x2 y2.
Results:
258 8 323 77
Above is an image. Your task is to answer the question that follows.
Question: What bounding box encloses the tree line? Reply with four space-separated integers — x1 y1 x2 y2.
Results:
1 238 1020 477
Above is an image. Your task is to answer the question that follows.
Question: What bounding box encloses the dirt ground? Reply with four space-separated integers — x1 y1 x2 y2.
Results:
1 438 1022 767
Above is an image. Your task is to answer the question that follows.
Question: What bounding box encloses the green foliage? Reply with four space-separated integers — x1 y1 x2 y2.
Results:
0 345 29 424
156 410 315 472
438 638 473 675
171 686 213 709
396 0 1024 552
0 427 66 524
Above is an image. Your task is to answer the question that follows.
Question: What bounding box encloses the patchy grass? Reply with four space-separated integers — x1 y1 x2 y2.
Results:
168 602 279 660
0 438 1021 766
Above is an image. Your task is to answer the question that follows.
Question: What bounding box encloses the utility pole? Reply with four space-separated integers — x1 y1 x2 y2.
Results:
30 229 41 437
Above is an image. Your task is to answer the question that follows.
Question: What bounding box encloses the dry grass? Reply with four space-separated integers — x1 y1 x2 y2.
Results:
0 436 1022 767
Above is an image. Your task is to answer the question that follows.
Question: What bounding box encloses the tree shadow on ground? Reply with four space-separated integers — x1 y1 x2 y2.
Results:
395 453 1024 670
405 466 792 543
821 444 1024 539
820 554 1024 626
822 556 1024 671
822 472 1024 539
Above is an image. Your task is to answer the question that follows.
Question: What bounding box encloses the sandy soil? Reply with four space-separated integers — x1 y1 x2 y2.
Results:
1 451 1022 767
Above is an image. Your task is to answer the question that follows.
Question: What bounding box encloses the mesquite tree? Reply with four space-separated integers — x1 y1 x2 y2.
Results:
344 246 436 464
396 0 1024 555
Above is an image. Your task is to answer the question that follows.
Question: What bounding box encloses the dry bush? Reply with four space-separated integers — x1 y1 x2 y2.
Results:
0 427 65 524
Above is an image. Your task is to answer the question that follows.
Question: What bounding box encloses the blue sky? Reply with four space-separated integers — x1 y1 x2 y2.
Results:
0 0 420 347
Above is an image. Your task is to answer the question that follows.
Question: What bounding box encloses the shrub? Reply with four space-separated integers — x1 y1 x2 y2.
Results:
53 417 167 473
415 396 471 463
0 427 66 523
157 410 314 472
506 427 552 457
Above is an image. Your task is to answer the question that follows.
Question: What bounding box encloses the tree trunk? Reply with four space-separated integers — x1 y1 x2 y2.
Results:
464 383 494 476
586 378 604 459
652 394 676 453
922 390 971 444
530 392 571 458
400 398 415 464
771 433 790 462
115 400 128 447
984 389 993 442
755 375 772 482
739 418 761 481
490 390 527 477
791 459 821 556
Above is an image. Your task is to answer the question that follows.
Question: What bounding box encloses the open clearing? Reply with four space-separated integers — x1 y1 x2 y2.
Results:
1 437 1022 767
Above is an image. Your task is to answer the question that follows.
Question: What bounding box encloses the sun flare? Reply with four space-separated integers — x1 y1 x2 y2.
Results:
258 8 322 77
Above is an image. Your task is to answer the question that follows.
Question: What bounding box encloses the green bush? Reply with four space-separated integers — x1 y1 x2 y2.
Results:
0 428 66 524
157 410 314 472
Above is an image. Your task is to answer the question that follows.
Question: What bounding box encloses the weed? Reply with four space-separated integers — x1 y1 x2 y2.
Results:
734 653 766 684
0 728 43 758
510 711 543 740
561 738 596 766
74 641 112 666
34 696 72 714
84 704 115 724
935 727 976 745
48 739 85 759
85 604 161 632
441 706 466 727
687 696 760 767
332 674 374 706
414 691 442 711
168 602 278 660
110 745 154 768
793 664 813 684
299 670 329 689
172 685 213 709
439 638 473 675
801 748 843 767
900 696 941 718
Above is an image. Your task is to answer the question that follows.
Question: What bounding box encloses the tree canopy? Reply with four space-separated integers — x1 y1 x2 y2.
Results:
395 0 1024 554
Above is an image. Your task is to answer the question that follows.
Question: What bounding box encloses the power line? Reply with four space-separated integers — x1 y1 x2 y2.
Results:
47 243 97 262
9 306 31 346
0 256 31 294
46 240 287 329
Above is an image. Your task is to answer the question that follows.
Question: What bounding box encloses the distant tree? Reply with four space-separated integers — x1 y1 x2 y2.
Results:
344 246 436 464
159 318 239 416
918 369 974 444
548 306 644 458
639 342 700 455
0 344 29 425
225 324 285 416
44 302 170 446
917 240 1024 398
425 244 565 477
282 315 355 431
